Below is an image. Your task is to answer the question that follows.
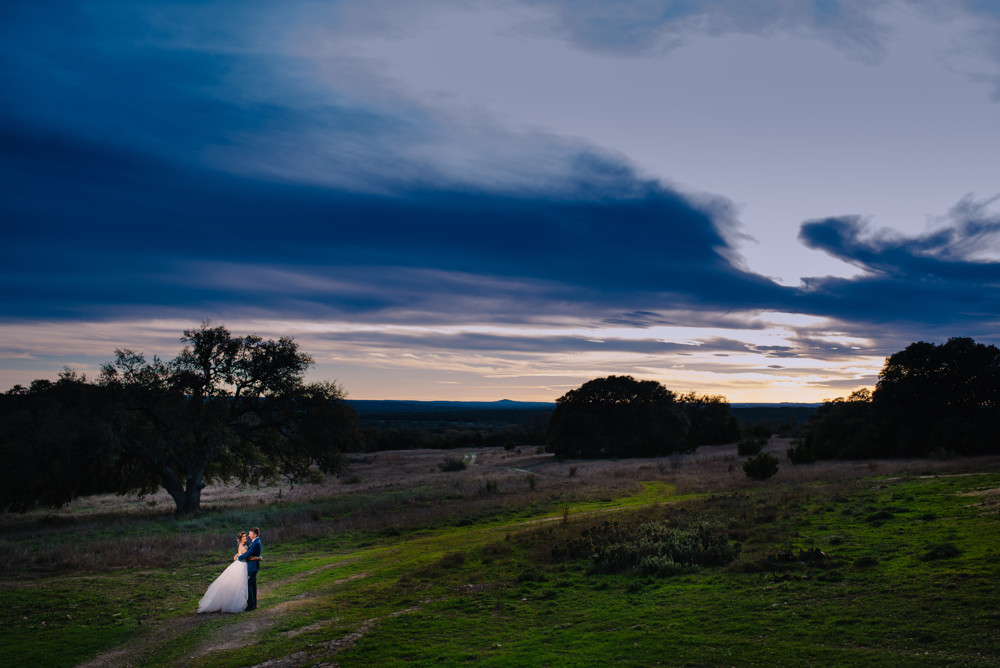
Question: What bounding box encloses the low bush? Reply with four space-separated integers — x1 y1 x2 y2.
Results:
853 555 880 569
732 547 839 573
438 457 468 472
737 436 765 457
516 565 547 583
550 518 741 576
438 550 466 568
865 510 894 524
920 543 961 561
743 453 780 480
786 439 818 464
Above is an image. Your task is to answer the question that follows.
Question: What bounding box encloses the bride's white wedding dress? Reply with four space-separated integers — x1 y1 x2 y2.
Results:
198 557 248 613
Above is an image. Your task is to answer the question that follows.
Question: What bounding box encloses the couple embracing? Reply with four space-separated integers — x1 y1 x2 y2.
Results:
198 527 262 613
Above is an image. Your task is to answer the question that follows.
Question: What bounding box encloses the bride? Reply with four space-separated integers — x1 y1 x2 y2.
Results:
198 531 249 613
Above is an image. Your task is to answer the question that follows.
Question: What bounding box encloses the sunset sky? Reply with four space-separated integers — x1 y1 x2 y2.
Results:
2 1 999 402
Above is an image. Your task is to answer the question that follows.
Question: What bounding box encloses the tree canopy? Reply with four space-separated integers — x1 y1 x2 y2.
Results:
0 323 362 514
0 371 122 512
546 375 691 458
790 337 1000 462
874 337 1000 456
677 391 741 446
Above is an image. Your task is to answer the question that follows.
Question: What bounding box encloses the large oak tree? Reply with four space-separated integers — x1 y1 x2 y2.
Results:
790 337 1000 461
546 375 691 458
1 323 361 514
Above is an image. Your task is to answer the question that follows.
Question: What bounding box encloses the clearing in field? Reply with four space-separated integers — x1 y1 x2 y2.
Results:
3 440 1000 666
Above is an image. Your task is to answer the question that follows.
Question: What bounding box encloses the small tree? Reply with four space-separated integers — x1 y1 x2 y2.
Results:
677 392 740 446
743 452 779 480
737 436 765 457
788 388 874 463
546 375 690 458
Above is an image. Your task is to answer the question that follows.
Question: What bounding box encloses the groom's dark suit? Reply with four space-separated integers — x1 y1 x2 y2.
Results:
238 536 262 610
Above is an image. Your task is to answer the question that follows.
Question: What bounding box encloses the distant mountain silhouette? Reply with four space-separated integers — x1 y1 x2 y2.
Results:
347 399 556 415
348 399 818 414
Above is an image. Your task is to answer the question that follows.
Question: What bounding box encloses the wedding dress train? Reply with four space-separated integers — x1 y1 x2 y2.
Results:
198 559 248 613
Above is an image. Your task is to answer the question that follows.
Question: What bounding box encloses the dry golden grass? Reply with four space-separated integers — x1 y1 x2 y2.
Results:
7 437 1000 524
5 438 1000 573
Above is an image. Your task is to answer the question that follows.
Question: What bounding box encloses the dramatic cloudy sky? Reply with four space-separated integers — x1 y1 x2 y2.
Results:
2 0 999 402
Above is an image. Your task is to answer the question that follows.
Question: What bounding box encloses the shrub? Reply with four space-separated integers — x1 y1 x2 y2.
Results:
743 453 779 480
865 510 893 524
516 565 547 583
638 554 693 577
438 457 468 472
920 543 961 561
735 548 836 573
853 555 880 569
438 551 466 568
786 439 818 464
551 518 741 576
737 436 765 457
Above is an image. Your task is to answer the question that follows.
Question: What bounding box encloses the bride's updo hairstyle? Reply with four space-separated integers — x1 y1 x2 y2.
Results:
237 531 248 544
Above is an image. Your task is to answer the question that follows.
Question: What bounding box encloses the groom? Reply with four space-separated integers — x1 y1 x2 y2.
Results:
238 527 262 610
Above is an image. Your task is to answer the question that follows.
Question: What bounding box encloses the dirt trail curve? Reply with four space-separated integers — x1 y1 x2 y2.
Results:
75 561 377 668
244 606 420 668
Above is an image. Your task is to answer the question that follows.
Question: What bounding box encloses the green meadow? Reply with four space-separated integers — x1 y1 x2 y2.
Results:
3 444 1000 667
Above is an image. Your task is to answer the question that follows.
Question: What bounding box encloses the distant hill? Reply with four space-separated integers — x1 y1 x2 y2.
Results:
731 403 821 408
348 400 818 414
347 399 556 415
348 400 817 430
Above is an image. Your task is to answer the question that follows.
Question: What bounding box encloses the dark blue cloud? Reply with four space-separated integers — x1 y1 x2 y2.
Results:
0 114 787 321
534 0 889 62
796 202 1000 337
0 0 789 324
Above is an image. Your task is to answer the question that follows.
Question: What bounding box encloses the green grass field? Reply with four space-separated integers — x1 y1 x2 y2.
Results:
3 446 1000 666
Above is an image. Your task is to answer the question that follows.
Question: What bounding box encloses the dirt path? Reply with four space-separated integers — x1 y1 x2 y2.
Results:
76 613 207 668
244 606 421 668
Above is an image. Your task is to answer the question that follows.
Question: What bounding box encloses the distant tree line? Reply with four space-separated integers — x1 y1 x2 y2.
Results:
729 406 815 437
0 323 362 514
10 331 988 513
361 413 549 452
789 337 1000 462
